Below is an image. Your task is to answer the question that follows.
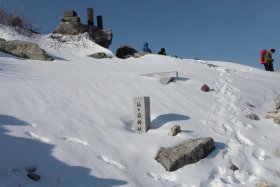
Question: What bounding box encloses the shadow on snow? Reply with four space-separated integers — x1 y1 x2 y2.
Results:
0 114 127 186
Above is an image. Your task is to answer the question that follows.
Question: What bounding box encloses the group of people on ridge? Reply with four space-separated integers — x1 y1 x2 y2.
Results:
142 42 166 55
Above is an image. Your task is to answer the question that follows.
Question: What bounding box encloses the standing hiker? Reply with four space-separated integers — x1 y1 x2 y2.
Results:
143 42 152 53
262 48 276 71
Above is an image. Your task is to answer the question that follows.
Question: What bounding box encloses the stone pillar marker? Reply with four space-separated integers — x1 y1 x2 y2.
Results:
87 8 94 26
97 15 103 29
133 97 151 133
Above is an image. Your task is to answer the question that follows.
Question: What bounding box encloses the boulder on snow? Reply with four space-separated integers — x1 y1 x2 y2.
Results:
155 137 215 171
116 45 138 59
0 40 53 61
168 124 181 136
88 52 111 59
201 84 210 92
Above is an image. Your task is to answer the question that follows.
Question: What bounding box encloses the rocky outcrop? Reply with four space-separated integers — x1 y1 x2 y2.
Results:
53 10 112 49
155 137 215 171
116 45 138 59
0 40 53 61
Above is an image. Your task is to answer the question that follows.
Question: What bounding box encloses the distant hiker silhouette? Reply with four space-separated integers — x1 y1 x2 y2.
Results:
158 48 166 55
143 42 152 53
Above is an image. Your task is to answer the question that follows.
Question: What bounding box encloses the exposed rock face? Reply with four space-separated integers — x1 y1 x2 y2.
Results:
155 137 215 171
53 10 112 49
116 45 138 59
0 40 53 61
0 38 6 42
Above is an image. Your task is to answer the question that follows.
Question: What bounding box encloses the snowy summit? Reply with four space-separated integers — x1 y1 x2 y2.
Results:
0 25 280 187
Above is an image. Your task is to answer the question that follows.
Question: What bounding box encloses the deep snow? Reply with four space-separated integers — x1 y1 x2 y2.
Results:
0 25 280 187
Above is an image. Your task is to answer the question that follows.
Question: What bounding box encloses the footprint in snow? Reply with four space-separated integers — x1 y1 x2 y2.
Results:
25 131 50 143
60 137 88 146
98 155 125 170
147 172 177 182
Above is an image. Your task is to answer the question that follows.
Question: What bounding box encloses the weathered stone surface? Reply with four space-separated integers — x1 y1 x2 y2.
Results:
63 10 77 17
54 21 83 35
116 45 137 59
246 113 260 120
201 84 210 92
168 124 181 136
0 40 53 61
155 137 215 171
88 52 111 59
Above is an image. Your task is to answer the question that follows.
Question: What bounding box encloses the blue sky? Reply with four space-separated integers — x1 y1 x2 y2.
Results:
1 0 280 70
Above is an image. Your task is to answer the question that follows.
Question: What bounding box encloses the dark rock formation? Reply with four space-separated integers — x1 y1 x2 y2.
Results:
116 45 138 59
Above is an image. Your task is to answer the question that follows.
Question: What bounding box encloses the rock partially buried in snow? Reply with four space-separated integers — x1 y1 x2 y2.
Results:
88 52 111 59
201 84 209 92
0 40 53 61
155 137 215 171
246 113 260 120
168 124 181 136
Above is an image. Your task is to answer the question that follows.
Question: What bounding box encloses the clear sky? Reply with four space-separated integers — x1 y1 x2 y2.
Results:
1 0 280 70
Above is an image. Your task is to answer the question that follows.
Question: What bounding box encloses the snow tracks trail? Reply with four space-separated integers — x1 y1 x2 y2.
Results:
202 66 260 186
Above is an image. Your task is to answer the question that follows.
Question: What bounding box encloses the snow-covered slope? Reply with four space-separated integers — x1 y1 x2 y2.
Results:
0 25 280 187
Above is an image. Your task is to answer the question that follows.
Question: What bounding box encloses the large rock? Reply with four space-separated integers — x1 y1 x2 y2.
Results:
155 137 215 171
116 45 138 59
0 40 53 61
53 10 113 49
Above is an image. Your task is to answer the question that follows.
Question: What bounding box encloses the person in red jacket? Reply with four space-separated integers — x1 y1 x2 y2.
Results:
264 48 276 71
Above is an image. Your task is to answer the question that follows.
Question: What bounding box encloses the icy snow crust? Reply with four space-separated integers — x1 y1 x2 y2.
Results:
0 25 280 187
